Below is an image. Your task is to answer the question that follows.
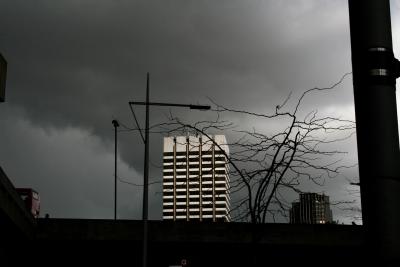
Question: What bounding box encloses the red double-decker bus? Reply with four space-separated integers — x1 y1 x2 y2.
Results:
16 188 40 218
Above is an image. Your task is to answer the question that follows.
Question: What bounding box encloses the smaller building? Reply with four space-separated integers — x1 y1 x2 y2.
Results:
290 193 333 224
16 188 41 218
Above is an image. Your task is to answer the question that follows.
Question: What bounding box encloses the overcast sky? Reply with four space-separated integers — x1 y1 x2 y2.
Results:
1 0 399 223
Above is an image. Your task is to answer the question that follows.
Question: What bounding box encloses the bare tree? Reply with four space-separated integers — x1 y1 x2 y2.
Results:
330 177 362 224
143 73 357 224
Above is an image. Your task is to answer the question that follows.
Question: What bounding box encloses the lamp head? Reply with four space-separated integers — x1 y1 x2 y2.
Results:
112 120 120 128
190 105 211 110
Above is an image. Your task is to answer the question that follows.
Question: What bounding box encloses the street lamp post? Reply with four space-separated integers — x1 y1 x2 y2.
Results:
348 0 400 260
129 73 210 267
112 119 120 220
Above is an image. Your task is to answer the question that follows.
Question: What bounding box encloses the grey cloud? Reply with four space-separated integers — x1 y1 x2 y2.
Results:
0 0 353 128
0 0 364 221
0 106 144 219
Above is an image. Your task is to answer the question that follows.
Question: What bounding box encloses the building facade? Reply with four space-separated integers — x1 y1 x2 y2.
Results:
163 135 230 222
290 193 333 224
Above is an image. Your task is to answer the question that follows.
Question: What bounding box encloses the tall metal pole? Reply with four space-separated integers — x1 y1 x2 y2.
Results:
348 0 400 261
142 72 150 267
112 120 119 220
127 74 209 267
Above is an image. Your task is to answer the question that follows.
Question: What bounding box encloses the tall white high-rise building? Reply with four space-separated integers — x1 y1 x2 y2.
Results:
163 135 230 222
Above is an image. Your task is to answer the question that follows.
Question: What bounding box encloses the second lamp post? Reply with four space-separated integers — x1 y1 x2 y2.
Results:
129 73 210 267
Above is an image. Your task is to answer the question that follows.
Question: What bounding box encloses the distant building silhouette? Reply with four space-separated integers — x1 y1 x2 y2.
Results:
290 193 333 224
163 135 230 222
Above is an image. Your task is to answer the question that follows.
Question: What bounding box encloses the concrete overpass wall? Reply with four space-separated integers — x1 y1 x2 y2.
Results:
35 219 365 266
0 167 35 239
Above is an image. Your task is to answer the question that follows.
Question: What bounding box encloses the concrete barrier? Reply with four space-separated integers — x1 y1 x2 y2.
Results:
0 166 35 239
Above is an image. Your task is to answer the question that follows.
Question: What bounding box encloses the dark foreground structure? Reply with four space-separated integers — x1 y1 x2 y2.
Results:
19 219 367 266
0 167 35 240
1 168 364 265
348 0 400 263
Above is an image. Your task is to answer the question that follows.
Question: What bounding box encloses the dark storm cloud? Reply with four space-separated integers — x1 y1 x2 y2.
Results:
0 106 145 218
0 0 362 220
1 0 352 120
1 0 353 167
